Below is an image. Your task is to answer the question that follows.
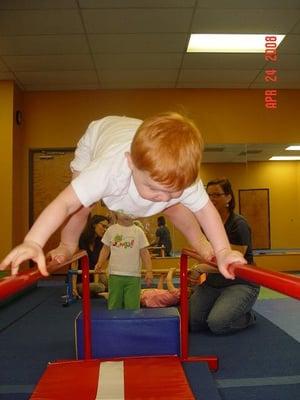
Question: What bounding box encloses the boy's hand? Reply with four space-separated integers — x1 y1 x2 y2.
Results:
0 240 48 276
46 242 77 264
197 239 214 262
216 248 246 280
144 271 153 287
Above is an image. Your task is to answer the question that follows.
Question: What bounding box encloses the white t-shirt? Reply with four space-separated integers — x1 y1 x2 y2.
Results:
102 223 149 277
71 116 209 217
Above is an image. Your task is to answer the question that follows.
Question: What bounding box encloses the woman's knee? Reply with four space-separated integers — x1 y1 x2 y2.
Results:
207 314 231 335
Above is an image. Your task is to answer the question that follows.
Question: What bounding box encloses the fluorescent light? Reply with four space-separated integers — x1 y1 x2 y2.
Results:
187 34 285 53
270 156 300 161
285 145 300 151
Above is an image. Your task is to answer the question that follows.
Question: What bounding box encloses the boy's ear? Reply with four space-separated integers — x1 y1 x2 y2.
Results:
125 152 134 170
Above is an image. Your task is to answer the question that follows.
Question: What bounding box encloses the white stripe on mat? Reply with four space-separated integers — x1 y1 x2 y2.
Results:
96 361 125 400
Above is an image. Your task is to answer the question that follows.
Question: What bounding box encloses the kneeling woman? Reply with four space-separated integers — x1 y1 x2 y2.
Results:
189 178 260 335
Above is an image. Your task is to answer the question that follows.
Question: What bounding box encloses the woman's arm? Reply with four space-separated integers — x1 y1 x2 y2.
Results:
194 201 246 279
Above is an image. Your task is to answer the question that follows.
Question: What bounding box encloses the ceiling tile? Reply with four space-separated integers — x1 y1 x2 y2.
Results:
0 0 77 9
182 53 266 69
3 54 94 71
94 53 182 69
82 8 193 33
279 34 300 54
99 68 178 83
267 54 300 69
0 71 15 79
0 10 84 35
178 82 249 88
89 33 188 53
191 9 300 33
0 35 89 56
0 58 9 72
14 70 99 85
23 83 100 91
79 0 196 7
196 0 300 9
178 68 260 83
100 81 175 89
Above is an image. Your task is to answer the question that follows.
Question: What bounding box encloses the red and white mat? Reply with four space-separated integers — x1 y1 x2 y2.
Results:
30 357 195 399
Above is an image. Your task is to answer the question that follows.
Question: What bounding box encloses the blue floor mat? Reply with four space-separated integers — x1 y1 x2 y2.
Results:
189 313 300 379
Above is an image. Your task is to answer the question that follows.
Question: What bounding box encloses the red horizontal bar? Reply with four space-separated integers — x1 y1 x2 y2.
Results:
182 248 300 300
0 250 87 302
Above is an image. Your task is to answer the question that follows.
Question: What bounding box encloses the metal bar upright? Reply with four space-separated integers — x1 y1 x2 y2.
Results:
81 254 92 359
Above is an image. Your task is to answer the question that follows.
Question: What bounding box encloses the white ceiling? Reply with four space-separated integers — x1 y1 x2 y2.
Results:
0 0 300 91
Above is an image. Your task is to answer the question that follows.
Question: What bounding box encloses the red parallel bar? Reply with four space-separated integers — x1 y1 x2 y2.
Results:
179 252 219 371
179 253 188 361
81 254 92 359
182 248 300 300
0 250 88 301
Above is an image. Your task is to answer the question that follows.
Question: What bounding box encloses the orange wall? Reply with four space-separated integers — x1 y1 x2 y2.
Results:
1 86 299 258
23 89 300 147
0 82 14 260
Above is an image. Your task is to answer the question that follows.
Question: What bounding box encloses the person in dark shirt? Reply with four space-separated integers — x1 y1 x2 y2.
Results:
73 214 109 297
189 178 260 334
154 216 172 256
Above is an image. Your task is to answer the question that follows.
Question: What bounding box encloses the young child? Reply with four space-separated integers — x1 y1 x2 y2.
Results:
95 212 152 310
0 112 245 279
99 266 204 308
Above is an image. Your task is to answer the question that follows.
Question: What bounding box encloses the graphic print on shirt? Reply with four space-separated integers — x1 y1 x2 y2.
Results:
112 234 135 249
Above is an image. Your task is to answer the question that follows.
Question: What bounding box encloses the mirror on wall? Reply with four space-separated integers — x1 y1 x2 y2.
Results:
199 143 300 251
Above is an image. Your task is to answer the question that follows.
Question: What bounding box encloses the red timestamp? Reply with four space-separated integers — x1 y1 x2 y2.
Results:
264 36 278 109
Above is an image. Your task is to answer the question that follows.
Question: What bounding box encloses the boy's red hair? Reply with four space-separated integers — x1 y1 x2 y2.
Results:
131 112 203 190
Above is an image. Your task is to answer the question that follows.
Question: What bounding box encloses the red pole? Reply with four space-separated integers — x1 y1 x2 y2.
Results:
181 248 300 300
229 263 300 300
180 253 188 360
81 254 92 359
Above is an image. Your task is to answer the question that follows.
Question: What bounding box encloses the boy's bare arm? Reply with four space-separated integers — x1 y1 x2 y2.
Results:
0 185 82 276
140 247 153 287
47 205 91 263
163 204 214 260
194 201 246 279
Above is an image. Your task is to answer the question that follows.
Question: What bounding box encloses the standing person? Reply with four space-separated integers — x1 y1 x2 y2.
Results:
72 214 108 298
1 112 246 282
95 212 153 310
189 178 260 335
153 216 172 256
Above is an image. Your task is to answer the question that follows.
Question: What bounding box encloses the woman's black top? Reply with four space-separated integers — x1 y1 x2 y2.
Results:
206 212 258 288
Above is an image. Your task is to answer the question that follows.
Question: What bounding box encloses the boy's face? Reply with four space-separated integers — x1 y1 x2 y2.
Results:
126 153 183 202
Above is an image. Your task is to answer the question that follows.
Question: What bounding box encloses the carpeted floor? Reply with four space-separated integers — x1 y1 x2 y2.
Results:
0 282 299 400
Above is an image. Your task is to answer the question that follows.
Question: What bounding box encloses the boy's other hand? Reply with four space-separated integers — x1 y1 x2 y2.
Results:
0 240 48 277
216 248 246 280
46 242 76 264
